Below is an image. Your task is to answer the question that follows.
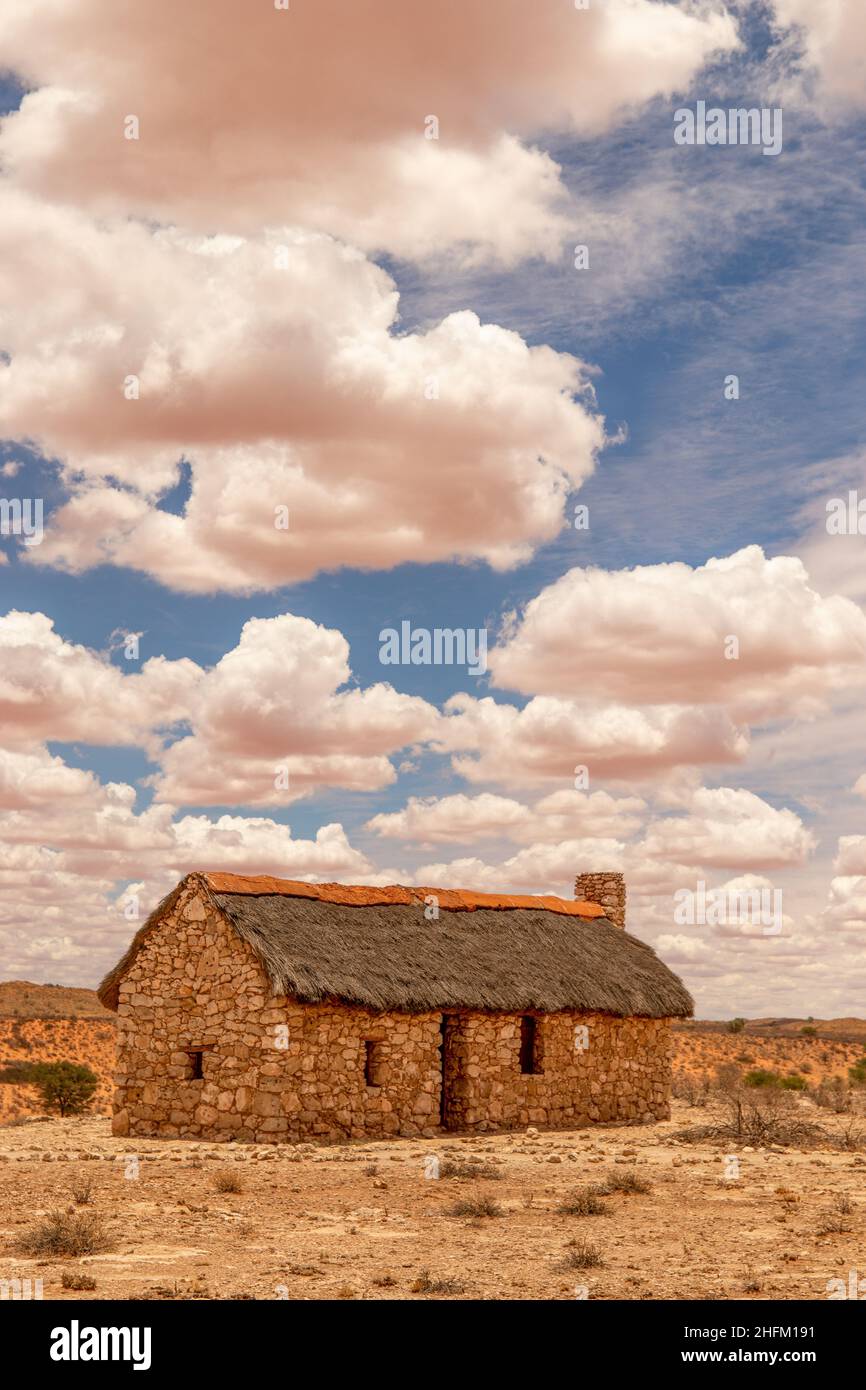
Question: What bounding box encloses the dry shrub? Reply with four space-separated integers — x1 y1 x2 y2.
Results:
557 1186 608 1216
816 1195 854 1236
439 1157 500 1180
70 1174 95 1206
214 1168 244 1194
558 1239 603 1270
839 1119 864 1151
715 1062 743 1092
14 1210 112 1257
676 1085 828 1149
447 1194 502 1218
61 1272 97 1291
411 1269 466 1294
672 1071 711 1107
813 1078 851 1114
136 1283 210 1301
600 1168 651 1195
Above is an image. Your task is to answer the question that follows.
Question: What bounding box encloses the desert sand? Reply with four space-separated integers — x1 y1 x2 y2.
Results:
2 989 864 1300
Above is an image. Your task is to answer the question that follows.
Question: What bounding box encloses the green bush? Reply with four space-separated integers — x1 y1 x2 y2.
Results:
726 1018 746 1034
745 1069 806 1092
744 1068 781 1088
800 1026 818 1037
780 1073 808 1090
848 1058 866 1086
0 1060 47 1085
33 1062 98 1116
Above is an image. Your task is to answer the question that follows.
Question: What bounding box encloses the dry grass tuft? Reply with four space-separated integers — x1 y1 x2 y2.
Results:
439 1157 500 1180
14 1210 112 1257
557 1186 608 1216
816 1193 855 1235
600 1169 651 1195
558 1239 604 1270
70 1174 95 1206
214 1168 244 1194
447 1194 503 1219
411 1269 466 1295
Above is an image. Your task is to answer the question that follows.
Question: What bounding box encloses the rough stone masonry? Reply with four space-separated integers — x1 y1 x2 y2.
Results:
109 876 676 1143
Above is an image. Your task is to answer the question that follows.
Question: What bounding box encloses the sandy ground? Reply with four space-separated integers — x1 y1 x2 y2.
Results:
1 1101 864 1301
671 1027 864 1083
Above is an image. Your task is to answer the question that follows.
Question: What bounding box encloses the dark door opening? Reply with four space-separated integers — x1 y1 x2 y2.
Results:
439 1014 453 1128
519 1015 542 1074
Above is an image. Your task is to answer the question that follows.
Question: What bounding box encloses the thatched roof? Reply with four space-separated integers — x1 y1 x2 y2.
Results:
97 873 692 1018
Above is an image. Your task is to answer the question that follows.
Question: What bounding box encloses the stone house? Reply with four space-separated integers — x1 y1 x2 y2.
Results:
97 870 692 1143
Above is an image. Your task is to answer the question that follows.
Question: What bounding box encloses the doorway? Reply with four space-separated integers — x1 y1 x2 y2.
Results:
439 1014 456 1129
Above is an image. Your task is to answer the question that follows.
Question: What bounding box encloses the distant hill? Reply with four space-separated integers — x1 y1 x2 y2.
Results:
676 1016 866 1043
0 981 863 1042
0 980 113 1020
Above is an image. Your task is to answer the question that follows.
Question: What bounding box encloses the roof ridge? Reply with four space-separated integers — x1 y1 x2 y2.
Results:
202 872 605 918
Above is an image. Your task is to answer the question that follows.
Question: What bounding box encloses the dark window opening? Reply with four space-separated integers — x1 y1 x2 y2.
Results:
364 1040 384 1087
519 1016 542 1075
186 1047 211 1080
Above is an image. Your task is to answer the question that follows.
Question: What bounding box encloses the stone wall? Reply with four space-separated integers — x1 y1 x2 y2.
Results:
113 880 444 1141
111 880 672 1142
443 1011 670 1131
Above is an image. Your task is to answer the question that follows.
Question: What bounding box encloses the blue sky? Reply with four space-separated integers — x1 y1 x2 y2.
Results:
1 0 866 1016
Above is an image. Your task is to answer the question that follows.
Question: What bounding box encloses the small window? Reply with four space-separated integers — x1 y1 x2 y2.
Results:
186 1047 210 1080
364 1040 384 1087
519 1016 542 1075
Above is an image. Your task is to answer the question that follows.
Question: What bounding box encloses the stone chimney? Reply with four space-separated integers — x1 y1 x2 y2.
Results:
575 871 626 930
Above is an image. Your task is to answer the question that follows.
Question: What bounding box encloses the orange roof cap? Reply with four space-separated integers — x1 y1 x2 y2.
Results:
202 873 605 919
